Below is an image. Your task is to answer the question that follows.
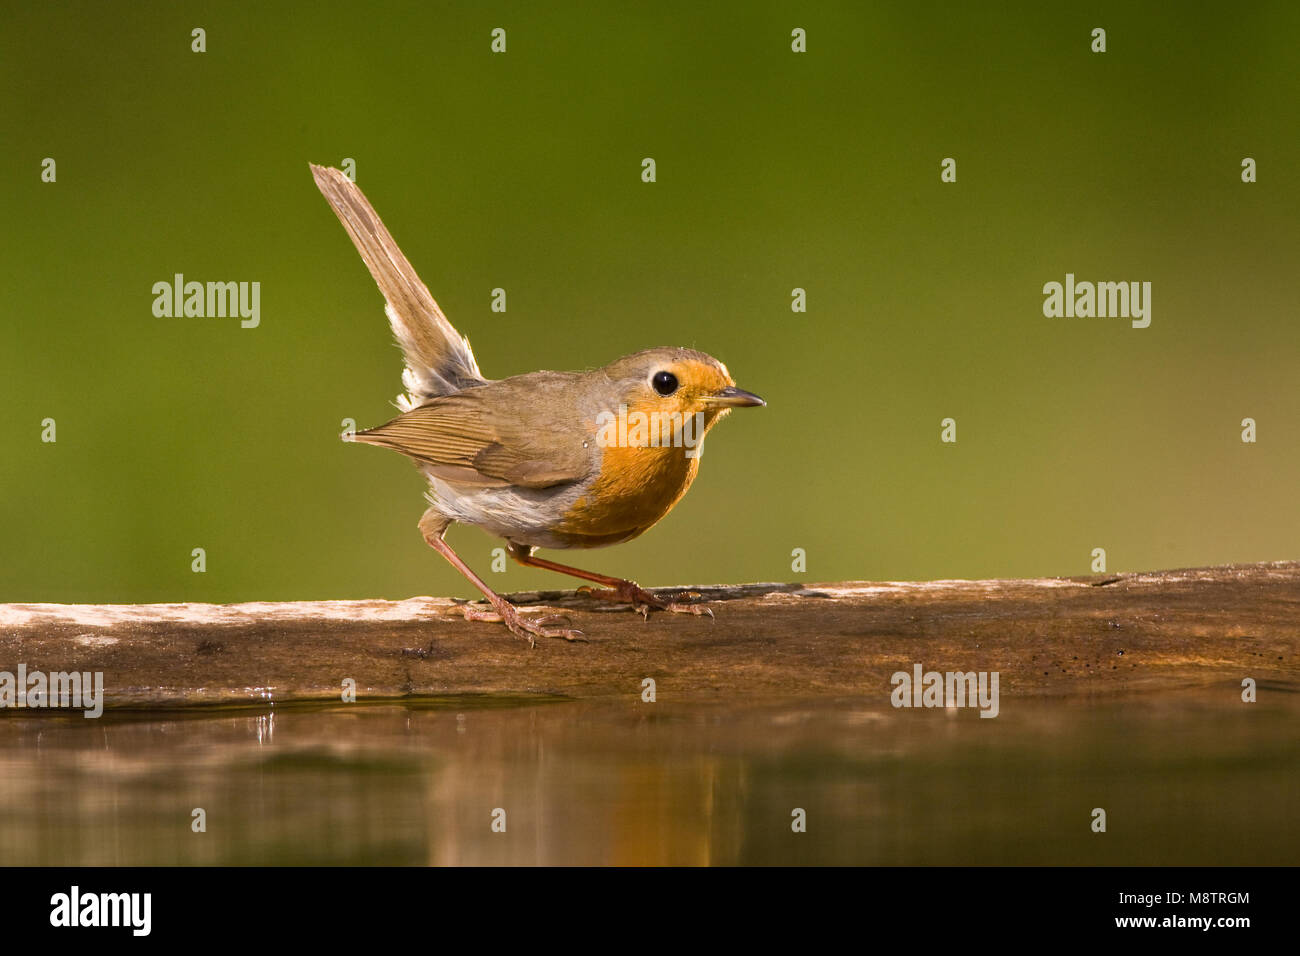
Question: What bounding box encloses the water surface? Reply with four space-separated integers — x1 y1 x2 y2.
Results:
1 692 1295 865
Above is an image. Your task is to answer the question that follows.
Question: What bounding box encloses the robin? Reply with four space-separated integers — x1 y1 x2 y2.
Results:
311 165 765 644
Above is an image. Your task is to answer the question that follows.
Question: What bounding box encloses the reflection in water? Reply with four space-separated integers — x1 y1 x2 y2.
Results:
0 692 1295 865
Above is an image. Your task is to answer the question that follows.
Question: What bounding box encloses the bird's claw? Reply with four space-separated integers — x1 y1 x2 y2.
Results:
574 582 713 621
457 602 585 645
664 601 714 620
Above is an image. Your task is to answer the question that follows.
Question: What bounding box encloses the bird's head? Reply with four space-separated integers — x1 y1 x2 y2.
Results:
601 347 764 430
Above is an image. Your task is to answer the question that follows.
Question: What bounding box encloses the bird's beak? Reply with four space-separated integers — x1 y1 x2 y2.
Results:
703 385 766 408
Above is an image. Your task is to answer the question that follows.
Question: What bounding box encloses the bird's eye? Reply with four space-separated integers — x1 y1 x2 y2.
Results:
652 371 678 396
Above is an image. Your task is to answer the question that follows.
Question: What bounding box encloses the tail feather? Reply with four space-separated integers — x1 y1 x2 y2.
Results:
311 164 485 406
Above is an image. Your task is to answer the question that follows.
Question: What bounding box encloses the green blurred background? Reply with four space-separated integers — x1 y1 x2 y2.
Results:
3 0 1297 604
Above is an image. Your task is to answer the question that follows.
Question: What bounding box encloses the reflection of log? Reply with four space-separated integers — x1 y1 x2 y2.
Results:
1 562 1296 710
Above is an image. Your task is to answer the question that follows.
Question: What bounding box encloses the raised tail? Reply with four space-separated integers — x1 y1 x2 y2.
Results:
310 164 485 407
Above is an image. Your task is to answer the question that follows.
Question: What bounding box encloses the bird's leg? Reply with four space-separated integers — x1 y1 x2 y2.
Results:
421 518 583 646
507 544 712 620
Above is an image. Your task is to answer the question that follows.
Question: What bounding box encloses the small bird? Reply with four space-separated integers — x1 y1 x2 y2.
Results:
311 165 764 644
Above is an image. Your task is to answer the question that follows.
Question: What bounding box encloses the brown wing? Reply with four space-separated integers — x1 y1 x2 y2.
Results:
351 377 593 489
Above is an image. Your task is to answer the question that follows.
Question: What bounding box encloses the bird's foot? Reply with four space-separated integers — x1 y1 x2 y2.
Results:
576 583 714 621
459 602 585 647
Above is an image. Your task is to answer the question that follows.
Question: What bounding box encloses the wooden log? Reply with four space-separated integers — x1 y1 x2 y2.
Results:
0 561 1295 710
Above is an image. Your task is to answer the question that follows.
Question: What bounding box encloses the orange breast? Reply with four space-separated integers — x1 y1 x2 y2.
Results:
554 443 700 547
